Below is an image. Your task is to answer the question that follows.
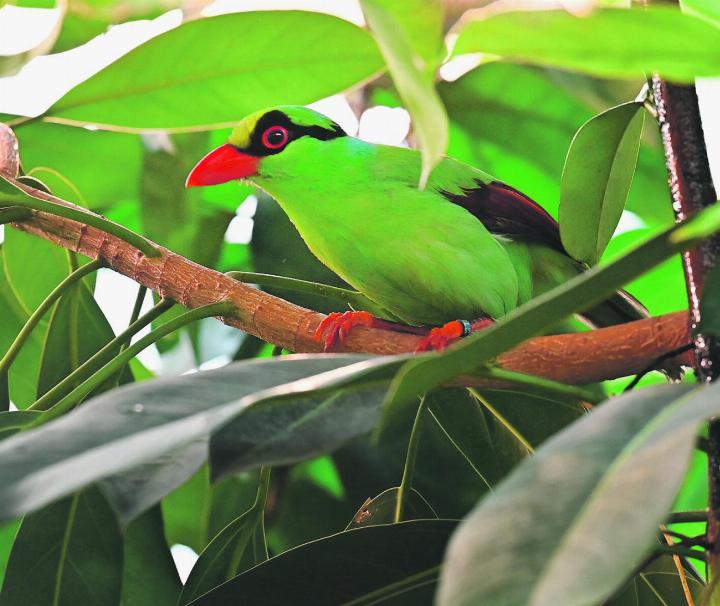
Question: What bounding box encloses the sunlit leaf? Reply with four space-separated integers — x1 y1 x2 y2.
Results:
346 487 436 528
361 0 448 185
452 7 720 82
559 101 645 265
45 11 384 130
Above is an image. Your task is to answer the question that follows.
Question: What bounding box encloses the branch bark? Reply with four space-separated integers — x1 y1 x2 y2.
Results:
651 75 720 570
0 172 692 385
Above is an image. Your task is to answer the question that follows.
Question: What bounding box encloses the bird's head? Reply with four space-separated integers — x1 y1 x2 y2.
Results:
185 106 346 188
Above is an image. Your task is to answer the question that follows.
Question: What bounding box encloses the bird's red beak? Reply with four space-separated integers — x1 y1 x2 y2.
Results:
185 144 259 187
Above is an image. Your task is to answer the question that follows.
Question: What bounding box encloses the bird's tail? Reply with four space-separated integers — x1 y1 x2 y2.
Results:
580 289 648 328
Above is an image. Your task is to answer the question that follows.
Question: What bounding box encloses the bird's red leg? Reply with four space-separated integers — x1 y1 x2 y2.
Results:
415 318 494 352
314 311 378 351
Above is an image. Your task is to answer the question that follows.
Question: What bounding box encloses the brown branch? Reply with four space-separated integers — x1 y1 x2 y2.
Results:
651 72 720 572
0 172 692 385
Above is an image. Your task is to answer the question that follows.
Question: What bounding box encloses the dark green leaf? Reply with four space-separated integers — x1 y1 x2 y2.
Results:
188 520 456 606
37 282 118 397
0 488 122 606
46 11 384 130
436 382 720 606
179 507 267 605
452 7 720 82
361 0 447 184
0 355 402 521
608 555 705 605
121 506 182 606
559 101 645 265
347 487 436 528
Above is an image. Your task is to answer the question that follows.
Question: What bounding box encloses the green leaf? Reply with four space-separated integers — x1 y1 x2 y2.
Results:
361 0 448 186
37 282 118 397
0 487 123 606
45 11 384 130
121 506 182 606
452 7 720 82
0 410 41 440
436 382 720 606
559 101 645 265
179 507 267 605
609 556 705 605
346 487 436 529
682 0 720 23
16 122 142 210
2 225 70 314
187 520 456 605
0 355 403 522
0 248 47 407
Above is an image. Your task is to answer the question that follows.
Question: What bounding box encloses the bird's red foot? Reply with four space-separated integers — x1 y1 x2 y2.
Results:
415 318 493 352
314 311 376 351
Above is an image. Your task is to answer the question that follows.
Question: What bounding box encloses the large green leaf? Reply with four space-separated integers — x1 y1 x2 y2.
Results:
361 0 447 185
188 520 456 605
682 0 720 23
45 11 384 130
452 7 720 82
559 101 645 265
0 487 123 606
0 355 403 522
435 382 719 606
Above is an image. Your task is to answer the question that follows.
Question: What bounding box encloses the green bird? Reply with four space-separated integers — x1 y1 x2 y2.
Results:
186 105 645 350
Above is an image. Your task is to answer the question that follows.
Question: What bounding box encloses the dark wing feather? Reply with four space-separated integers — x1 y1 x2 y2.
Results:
439 179 564 253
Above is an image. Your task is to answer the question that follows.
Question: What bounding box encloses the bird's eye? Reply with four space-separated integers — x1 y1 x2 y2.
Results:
261 126 289 150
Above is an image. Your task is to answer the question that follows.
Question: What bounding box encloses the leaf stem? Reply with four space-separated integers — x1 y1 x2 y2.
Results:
227 466 272 578
33 301 236 425
668 510 709 524
27 298 175 412
394 396 427 523
0 207 31 224
0 187 160 258
477 366 601 405
654 544 707 562
226 271 387 316
0 259 103 379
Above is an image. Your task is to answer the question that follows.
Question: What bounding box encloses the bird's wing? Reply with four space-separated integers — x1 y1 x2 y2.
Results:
436 179 564 253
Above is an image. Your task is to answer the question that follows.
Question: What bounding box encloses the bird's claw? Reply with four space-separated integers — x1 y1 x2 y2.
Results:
415 318 493 352
314 311 375 351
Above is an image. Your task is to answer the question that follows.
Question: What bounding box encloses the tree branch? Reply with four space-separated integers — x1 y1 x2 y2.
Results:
0 172 692 385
